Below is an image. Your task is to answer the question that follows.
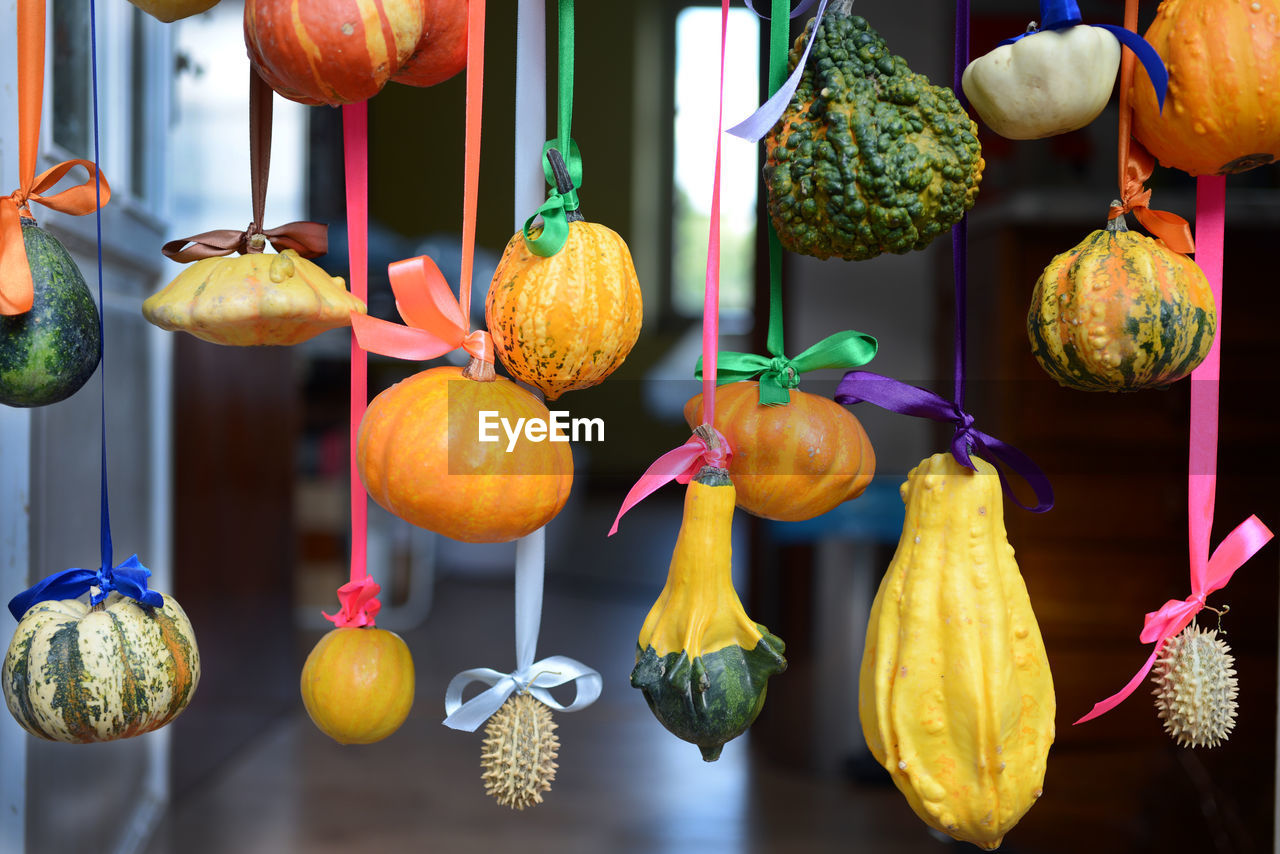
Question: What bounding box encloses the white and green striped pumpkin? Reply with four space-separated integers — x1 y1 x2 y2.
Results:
3 591 200 742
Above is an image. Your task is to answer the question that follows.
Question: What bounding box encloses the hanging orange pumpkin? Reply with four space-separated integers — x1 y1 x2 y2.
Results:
244 0 465 106
300 626 414 745
683 381 875 522
357 358 573 543
1131 0 1280 175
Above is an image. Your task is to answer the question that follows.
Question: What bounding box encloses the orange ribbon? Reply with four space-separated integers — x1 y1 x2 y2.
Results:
349 255 492 364
1110 0 1193 254
1 0 110 315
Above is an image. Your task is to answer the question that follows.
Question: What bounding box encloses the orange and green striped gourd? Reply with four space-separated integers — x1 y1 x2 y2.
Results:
1027 207 1215 391
3 591 200 743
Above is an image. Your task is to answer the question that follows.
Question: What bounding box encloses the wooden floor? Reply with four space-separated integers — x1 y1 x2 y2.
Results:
140 572 954 854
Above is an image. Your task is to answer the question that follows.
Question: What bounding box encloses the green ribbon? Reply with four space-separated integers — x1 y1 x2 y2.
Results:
522 0 581 258
694 330 878 406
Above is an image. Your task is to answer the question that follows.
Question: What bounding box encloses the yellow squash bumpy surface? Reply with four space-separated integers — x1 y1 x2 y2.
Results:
143 250 366 346
859 453 1054 850
485 221 643 401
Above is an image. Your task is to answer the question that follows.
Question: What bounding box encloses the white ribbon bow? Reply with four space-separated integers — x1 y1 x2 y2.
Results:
441 528 602 732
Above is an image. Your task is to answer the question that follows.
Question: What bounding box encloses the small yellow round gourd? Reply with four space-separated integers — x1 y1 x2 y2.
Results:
300 626 415 744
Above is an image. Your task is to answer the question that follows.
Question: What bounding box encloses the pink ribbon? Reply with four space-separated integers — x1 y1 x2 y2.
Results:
323 575 383 628
1075 175 1274 725
608 428 731 536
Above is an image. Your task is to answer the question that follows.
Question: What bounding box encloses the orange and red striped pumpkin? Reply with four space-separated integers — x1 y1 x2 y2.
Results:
244 0 466 106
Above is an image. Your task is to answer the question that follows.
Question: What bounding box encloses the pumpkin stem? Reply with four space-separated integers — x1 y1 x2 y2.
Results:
546 148 584 223
244 228 268 254
691 425 731 486
462 356 497 382
1106 202 1129 233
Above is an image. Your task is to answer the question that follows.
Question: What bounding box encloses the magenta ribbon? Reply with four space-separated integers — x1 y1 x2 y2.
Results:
1075 176 1274 725
608 428 731 536
324 575 382 628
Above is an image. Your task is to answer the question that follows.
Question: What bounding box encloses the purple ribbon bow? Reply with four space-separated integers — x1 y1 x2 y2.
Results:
835 371 1054 513
7 554 162 620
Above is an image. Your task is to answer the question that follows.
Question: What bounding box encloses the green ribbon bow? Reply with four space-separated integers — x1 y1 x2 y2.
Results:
523 139 583 258
695 330 878 405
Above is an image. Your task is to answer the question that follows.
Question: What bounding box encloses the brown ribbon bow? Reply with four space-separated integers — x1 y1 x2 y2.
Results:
1110 0 1194 255
162 66 327 265
1 0 111 316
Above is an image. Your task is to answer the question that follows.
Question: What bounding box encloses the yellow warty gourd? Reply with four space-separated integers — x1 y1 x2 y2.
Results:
859 453 1054 850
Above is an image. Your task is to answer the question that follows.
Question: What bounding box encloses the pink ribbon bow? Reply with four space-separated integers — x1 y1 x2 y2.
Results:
349 254 492 364
323 576 382 628
608 427 731 536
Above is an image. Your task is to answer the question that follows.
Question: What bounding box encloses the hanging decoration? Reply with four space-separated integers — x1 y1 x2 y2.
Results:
299 102 416 746
961 0 1168 140
0 0 108 408
1025 203 1215 392
844 5 1054 847
616 0 786 764
730 0 984 262
1130 0 1280 176
146 68 364 347
244 0 467 106
440 0 601 811
485 0 643 401
350 1 573 545
1073 172 1273 737
685 0 877 524
3 0 200 743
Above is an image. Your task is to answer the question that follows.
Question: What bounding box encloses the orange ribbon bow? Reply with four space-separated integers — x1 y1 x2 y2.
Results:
1 0 110 315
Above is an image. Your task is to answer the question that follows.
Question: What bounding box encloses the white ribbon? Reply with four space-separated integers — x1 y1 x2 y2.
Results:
442 3 603 731
441 529 603 731
726 0 832 142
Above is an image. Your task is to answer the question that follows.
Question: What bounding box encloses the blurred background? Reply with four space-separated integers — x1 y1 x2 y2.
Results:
1 0 1278 852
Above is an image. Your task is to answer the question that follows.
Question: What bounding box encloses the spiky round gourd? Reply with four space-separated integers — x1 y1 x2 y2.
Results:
860 452 1054 851
763 2 983 261
142 250 366 346
299 626 415 745
1131 0 1280 176
631 459 787 762
1151 623 1238 749
3 590 200 743
1027 209 1215 391
481 693 560 810
683 382 875 521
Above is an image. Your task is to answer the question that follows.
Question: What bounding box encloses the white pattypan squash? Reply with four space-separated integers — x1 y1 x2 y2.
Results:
962 25 1120 140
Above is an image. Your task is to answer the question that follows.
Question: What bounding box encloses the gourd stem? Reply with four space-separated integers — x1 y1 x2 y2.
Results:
546 148 584 223
691 425 731 486
462 356 497 382
1106 201 1129 233
830 0 854 15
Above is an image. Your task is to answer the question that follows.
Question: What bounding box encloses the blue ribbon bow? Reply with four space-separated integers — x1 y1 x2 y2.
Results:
7 555 162 621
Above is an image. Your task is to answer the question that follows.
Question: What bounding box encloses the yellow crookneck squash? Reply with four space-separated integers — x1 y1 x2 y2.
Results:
859 452 1054 850
143 249 366 346
631 439 786 762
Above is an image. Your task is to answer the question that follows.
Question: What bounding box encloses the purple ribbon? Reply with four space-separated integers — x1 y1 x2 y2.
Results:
1000 0 1168 111
7 554 162 620
835 372 1055 513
